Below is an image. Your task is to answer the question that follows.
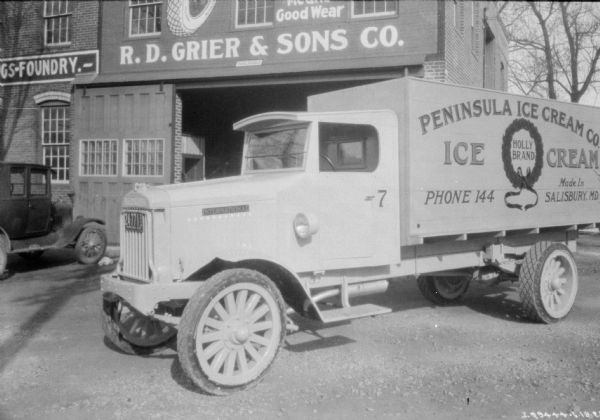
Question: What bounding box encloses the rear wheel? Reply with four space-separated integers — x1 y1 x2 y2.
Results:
102 297 177 355
75 225 107 264
417 275 471 305
519 241 578 323
177 269 286 395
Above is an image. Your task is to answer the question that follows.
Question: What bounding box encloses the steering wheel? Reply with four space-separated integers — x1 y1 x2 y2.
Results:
319 154 336 171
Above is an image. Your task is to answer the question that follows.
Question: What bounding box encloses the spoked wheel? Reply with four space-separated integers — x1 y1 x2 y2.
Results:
102 296 177 355
178 269 286 395
75 225 107 265
417 275 471 305
519 241 578 323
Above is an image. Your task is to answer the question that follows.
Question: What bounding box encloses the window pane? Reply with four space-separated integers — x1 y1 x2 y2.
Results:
123 138 164 176
130 0 162 35
10 168 26 196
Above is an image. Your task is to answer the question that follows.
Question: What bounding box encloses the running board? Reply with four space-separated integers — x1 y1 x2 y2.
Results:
319 303 391 323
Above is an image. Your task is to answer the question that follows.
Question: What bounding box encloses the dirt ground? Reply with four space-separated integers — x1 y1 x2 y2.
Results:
1 236 600 420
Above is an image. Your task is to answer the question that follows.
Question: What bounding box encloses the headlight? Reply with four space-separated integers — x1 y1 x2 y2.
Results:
293 213 318 239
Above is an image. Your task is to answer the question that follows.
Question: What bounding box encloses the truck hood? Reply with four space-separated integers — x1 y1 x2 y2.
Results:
122 172 308 210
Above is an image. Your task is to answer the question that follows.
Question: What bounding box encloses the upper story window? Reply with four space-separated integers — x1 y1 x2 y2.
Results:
129 0 162 37
319 123 379 172
352 0 398 18
236 0 274 28
44 0 72 46
41 104 70 182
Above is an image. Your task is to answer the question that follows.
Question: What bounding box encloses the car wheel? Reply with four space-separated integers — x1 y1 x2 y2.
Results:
177 269 286 395
417 275 471 305
75 225 107 264
0 235 7 277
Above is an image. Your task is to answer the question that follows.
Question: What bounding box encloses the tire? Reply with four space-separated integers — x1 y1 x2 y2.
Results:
519 241 578 323
177 269 286 395
75 225 107 265
102 297 177 355
417 275 471 305
0 235 8 277
18 250 44 260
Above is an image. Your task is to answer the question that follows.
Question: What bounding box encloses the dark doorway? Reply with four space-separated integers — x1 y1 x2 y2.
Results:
178 80 367 179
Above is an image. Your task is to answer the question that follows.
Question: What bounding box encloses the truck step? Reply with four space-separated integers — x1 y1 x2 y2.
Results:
319 303 391 323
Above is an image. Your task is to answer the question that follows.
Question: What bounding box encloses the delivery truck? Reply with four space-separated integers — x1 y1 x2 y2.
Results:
101 77 600 395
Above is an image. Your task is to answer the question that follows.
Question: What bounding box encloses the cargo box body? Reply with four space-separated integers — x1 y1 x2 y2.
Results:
308 78 600 245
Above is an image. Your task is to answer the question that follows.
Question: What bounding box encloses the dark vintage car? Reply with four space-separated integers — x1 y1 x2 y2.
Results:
0 162 107 275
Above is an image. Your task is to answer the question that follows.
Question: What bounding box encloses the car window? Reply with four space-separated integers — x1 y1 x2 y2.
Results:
10 167 26 196
30 169 48 196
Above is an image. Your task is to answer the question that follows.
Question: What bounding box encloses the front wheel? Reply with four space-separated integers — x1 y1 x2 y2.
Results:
102 297 177 355
75 225 107 264
417 275 471 305
177 269 286 395
519 242 578 323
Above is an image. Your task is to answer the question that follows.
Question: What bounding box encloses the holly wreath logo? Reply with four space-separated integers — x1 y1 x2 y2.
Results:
502 118 544 211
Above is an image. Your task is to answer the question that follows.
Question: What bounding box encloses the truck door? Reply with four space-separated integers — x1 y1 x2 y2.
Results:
317 122 381 263
26 168 52 235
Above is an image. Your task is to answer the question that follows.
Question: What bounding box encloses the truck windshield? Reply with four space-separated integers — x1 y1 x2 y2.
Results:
244 126 308 171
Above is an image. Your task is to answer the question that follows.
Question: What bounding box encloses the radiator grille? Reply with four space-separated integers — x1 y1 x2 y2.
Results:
120 209 153 282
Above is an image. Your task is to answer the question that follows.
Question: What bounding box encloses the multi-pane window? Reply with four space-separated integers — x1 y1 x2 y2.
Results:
44 0 72 45
124 139 164 176
41 105 70 182
129 0 162 36
352 0 398 17
80 139 118 176
236 0 274 27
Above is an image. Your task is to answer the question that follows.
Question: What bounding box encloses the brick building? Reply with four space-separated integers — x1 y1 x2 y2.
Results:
0 0 507 243
0 0 99 201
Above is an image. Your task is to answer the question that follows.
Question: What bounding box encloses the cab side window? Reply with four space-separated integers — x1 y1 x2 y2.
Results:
10 167 26 197
30 169 49 196
319 123 379 172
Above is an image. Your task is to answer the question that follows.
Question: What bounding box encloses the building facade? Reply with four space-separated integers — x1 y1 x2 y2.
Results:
0 0 507 243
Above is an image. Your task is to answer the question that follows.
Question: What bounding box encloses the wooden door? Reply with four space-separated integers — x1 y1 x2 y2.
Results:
72 84 173 243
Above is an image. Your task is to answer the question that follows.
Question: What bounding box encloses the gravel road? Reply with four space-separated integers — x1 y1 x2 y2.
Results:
1 237 599 420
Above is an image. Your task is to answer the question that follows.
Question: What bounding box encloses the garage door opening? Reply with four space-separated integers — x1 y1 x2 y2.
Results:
178 80 368 181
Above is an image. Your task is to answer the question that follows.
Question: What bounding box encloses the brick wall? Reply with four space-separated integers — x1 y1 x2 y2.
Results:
424 60 447 82
443 0 484 87
0 1 100 205
423 1 506 90
173 92 183 184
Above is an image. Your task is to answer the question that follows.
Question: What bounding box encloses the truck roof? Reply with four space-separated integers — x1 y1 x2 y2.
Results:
233 112 311 132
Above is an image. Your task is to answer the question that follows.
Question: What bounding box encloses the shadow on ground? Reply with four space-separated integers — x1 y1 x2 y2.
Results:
0 251 116 374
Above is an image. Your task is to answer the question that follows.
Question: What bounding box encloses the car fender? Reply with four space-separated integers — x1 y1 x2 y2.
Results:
60 216 106 246
0 226 11 251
